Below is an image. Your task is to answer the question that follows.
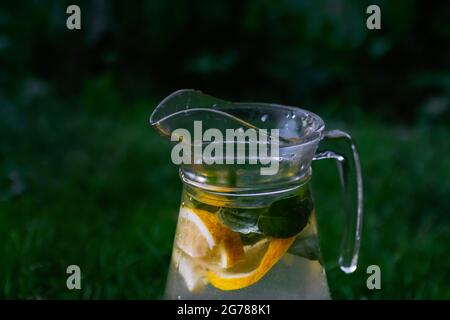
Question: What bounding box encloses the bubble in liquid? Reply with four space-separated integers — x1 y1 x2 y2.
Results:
261 114 268 122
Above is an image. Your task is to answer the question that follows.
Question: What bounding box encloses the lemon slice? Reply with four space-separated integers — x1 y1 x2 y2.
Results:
207 237 296 291
176 207 245 268
172 248 208 293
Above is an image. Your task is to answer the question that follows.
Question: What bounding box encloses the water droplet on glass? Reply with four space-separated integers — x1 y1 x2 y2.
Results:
261 114 268 122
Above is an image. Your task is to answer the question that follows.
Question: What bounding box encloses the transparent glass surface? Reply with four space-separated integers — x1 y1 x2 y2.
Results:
150 89 325 191
164 181 330 300
150 89 363 299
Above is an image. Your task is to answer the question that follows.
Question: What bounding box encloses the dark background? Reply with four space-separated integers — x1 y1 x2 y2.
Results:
0 0 449 299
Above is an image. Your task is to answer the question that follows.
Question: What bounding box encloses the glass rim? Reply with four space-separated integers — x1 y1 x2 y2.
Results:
180 168 312 195
150 89 326 148
232 102 326 146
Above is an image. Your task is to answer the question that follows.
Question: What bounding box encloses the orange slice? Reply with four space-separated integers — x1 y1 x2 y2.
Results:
176 207 245 268
172 248 208 293
207 237 296 291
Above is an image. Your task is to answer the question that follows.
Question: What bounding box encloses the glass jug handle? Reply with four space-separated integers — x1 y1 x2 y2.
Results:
313 130 363 274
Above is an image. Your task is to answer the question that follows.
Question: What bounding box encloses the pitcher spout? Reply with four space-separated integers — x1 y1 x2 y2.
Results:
149 89 325 192
150 89 240 139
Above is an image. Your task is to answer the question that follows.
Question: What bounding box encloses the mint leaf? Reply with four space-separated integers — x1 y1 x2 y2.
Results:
257 195 312 238
240 232 265 245
216 187 313 239
288 235 320 261
218 207 262 234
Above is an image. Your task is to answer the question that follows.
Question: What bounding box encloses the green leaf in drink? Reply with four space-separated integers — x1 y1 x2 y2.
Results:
217 186 313 238
240 232 265 245
257 194 313 238
288 235 320 261
218 207 262 234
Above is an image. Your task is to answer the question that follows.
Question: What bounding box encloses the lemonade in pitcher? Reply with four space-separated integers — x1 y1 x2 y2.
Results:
165 181 330 299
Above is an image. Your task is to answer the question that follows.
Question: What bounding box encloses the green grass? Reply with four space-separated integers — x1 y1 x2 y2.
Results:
0 88 449 299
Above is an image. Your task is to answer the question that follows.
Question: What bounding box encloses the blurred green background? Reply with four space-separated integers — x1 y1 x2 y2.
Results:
1 0 449 299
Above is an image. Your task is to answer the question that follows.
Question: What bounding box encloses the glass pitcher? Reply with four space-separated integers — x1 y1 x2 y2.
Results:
150 90 363 300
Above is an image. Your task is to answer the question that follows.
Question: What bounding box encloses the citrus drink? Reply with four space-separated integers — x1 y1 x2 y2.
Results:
164 181 330 299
